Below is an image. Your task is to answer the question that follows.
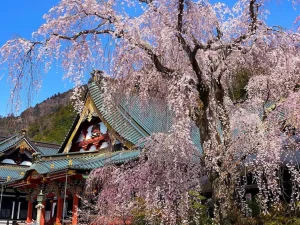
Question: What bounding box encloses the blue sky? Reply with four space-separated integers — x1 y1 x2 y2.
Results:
0 0 72 116
0 0 299 116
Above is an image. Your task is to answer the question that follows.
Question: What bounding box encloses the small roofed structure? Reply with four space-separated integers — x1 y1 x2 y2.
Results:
1 80 201 225
0 131 60 222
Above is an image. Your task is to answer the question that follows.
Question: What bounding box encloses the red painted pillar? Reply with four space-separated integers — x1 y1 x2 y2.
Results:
41 200 46 225
26 200 33 224
72 194 79 225
56 197 63 225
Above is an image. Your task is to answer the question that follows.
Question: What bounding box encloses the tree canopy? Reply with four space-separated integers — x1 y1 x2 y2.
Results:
0 0 300 224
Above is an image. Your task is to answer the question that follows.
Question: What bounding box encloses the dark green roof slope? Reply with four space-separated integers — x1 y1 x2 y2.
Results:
34 141 60 155
0 134 23 153
36 146 59 155
57 115 80 153
0 165 27 182
120 96 202 152
88 82 147 145
3 150 140 184
88 82 202 153
0 134 59 156
120 97 173 134
29 154 99 174
104 150 140 164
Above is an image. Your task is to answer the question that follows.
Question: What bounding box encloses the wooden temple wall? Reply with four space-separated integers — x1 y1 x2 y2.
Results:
0 180 84 225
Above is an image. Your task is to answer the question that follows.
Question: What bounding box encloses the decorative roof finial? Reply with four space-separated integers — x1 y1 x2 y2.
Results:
90 69 104 82
21 129 27 135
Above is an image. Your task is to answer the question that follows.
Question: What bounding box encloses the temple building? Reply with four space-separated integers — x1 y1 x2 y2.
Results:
0 79 201 225
0 132 60 222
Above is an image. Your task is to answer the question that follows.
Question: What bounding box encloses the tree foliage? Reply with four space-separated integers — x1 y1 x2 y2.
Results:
0 0 300 224
228 68 251 102
27 104 76 144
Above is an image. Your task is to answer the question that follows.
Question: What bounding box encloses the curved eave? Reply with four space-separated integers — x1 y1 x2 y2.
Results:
2 150 140 187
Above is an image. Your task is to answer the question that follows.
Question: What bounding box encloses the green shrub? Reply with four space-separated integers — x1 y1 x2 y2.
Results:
228 68 251 101
188 191 212 225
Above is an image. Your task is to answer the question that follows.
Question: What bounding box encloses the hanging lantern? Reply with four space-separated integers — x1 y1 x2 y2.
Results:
37 190 44 204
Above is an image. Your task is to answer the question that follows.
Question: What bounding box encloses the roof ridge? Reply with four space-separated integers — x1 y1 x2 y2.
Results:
57 86 89 153
57 114 80 153
0 164 28 170
40 150 102 160
0 135 25 153
33 141 60 148
0 134 20 145
0 135 55 155
22 136 41 152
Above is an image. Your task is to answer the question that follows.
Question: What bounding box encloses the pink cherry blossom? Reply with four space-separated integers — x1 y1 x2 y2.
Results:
0 0 299 224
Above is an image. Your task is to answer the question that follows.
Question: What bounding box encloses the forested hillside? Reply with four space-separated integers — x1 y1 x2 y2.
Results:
0 90 77 144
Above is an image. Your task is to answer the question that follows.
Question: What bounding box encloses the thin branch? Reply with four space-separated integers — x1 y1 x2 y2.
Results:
52 29 116 41
139 0 153 3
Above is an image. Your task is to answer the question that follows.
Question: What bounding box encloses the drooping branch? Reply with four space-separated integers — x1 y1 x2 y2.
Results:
52 29 116 41
1 1 300 223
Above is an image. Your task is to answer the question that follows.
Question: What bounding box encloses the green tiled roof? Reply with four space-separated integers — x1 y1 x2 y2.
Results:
88 82 202 153
0 134 59 156
88 82 147 145
33 150 140 173
0 134 23 153
0 165 27 181
120 97 202 152
36 146 59 155
104 150 140 164
2 81 203 184
2 150 140 184
75 150 140 170
120 97 173 134
30 154 99 174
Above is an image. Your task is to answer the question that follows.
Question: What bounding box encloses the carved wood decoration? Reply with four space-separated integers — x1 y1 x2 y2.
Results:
0 140 36 165
31 171 43 180
44 182 60 196
69 115 110 152
63 96 109 153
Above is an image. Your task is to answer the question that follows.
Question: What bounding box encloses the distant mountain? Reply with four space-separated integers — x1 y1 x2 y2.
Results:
0 90 77 145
